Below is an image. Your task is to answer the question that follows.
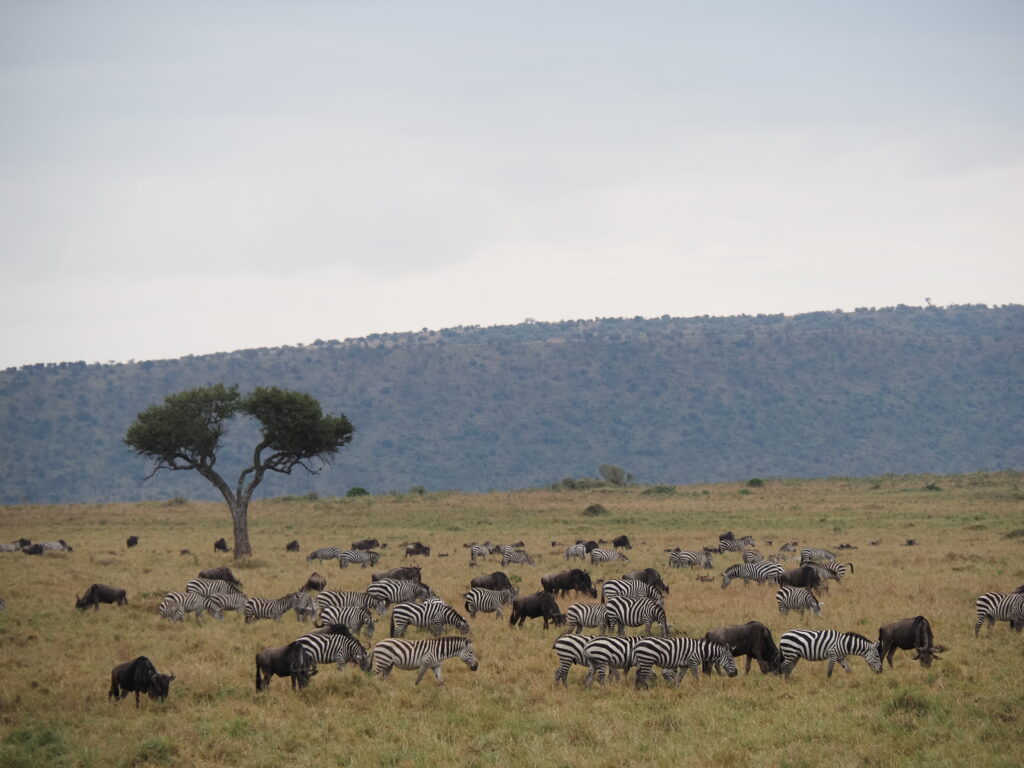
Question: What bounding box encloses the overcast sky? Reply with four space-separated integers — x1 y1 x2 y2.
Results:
1 1 1021 368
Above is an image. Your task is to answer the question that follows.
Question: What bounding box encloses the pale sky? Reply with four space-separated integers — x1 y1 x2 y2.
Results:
1 1 1021 368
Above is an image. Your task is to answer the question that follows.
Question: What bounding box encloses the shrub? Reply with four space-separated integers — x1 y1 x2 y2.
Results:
642 485 677 496
582 504 609 517
747 478 764 487
346 487 370 497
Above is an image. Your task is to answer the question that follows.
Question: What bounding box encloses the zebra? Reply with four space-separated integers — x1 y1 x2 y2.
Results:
306 547 344 564
206 591 248 619
0 539 29 553
804 560 852 591
633 637 738 688
779 629 882 678
339 550 380 569
499 546 535 566
565 603 608 634
718 535 755 553
371 636 478 685
366 578 433 608
601 578 664 605
742 549 765 564
391 601 470 638
552 633 601 686
605 596 669 637
779 541 797 552
776 586 823 616
669 550 713 569
590 548 629 565
243 592 316 624
157 592 207 622
185 578 242 598
315 604 376 637
470 543 498 562
295 624 371 673
564 543 587 561
974 592 1024 636
580 635 648 687
800 547 836 564
721 562 784 588
463 587 517 619
315 589 387 617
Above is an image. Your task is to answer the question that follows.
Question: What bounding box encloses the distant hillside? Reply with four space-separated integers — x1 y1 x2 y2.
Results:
1 305 1021 504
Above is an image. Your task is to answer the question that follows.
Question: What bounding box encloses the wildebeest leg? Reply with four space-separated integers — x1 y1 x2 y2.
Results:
745 655 753 675
884 643 897 668
135 690 141 708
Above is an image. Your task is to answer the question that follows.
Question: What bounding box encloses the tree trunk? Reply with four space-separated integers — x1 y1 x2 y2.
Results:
230 500 253 559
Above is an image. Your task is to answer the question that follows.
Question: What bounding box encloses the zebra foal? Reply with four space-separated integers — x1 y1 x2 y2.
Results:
776 586 822 616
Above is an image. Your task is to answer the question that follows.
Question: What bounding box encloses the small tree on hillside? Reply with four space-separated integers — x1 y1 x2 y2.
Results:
125 384 354 558
598 464 634 487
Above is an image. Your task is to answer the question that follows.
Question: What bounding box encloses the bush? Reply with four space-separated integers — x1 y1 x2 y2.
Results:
582 504 609 517
552 477 608 491
747 478 764 488
346 487 370 497
409 485 427 495
642 485 677 496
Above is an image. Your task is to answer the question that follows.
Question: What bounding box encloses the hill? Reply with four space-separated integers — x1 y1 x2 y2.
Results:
1 304 1021 504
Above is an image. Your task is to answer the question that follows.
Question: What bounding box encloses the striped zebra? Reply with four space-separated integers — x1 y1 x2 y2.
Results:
974 592 1024 636
157 592 207 622
800 547 836 564
779 629 882 678
552 633 602 686
0 539 29 553
804 560 853 591
315 589 387 617
244 592 316 624
566 603 608 634
185 578 242 598
295 624 371 672
721 562 784 588
776 586 823 616
366 578 433 608
315 604 376 637
633 637 737 688
742 550 765 564
470 543 497 562
564 543 587 561
605 596 669 637
580 635 648 687
499 546 535 566
371 636 478 685
718 536 755 553
339 550 380 568
779 542 797 552
668 550 713 570
590 548 629 565
306 547 344 564
391 601 470 637
207 591 248 619
37 540 74 552
601 578 664 605
463 587 517 619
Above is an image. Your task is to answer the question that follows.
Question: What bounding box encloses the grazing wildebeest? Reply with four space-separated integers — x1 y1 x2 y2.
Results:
352 538 380 551
285 540 301 552
372 566 422 583
22 544 45 555
126 536 138 548
108 657 175 708
509 591 564 630
582 540 599 553
213 538 229 553
198 566 242 587
1015 584 1024 594
302 572 327 592
623 568 670 595
704 621 781 675
778 565 824 593
470 571 514 592
404 542 431 557
613 535 632 550
76 584 128 611
541 569 598 598
877 616 944 668
255 641 318 692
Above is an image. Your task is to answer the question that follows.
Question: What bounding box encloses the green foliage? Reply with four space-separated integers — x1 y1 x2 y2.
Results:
598 464 634 487
641 484 677 496
747 478 765 487
582 503 609 516
346 487 370 497
552 477 608 491
924 482 942 491
243 386 353 458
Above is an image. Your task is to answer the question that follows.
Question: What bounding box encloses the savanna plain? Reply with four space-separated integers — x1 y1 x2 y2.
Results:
1 472 1022 768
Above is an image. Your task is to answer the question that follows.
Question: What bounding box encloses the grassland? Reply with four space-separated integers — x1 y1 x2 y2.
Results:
1 471 1022 768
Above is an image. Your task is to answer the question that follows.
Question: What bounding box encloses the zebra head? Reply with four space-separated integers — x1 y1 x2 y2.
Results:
458 641 479 672
294 592 316 622
711 642 738 677
353 641 372 672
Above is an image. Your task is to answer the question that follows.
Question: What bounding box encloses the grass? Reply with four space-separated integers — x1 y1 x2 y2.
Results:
0 471 1022 767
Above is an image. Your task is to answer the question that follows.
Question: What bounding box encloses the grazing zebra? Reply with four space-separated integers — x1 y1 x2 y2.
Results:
391 601 470 638
37 540 73 552
306 547 344 564
580 635 648 687
776 586 823 616
470 543 498 562
601 578 664 605
742 550 765 564
718 536 755 553
804 560 853 590
721 562 784 588
779 541 797 552
605 596 669 637
668 550 713 570
566 603 608 634
590 548 629 565
315 604 376 637
564 543 587 561
185 578 242 598
157 592 207 622
206 591 248 619
315 589 388 617
244 592 316 624
499 546 535 566
633 637 738 688
552 633 601 686
779 629 882 678
463 587 517 619
338 550 380 568
974 592 1024 636
371 636 478 685
0 539 29 553
366 578 433 608
296 624 371 672
800 547 836 564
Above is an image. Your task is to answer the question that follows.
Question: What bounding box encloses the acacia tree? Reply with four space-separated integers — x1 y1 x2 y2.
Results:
125 384 354 558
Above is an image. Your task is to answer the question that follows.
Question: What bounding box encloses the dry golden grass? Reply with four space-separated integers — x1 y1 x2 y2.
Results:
1 472 1023 767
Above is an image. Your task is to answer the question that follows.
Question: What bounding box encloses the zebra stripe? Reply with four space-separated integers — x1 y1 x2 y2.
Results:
206 591 248 619
371 637 478 685
157 592 207 622
243 592 315 624
185 578 242 597
564 544 587 561
338 550 380 569
590 548 629 565
776 586 822 616
296 625 371 672
552 633 600 686
470 544 498 562
974 592 1024 636
668 550 713 569
580 635 647 687
633 638 738 688
800 547 836 564
601 579 663 605
605 597 669 637
499 546 535 566
391 601 470 637
315 604 376 637
37 540 73 552
718 535 755 553
742 550 765 564
366 579 433 608
315 589 387 617
721 562 784 588
566 603 608 634
0 540 26 553
779 629 881 678
463 588 517 619
307 547 344 564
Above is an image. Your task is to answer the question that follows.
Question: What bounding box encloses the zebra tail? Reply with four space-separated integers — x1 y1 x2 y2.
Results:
255 659 263 692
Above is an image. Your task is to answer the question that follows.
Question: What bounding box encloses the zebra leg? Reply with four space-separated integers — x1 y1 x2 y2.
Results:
827 656 837 677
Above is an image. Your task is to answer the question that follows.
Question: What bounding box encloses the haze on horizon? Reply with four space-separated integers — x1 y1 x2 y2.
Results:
1 1 1021 369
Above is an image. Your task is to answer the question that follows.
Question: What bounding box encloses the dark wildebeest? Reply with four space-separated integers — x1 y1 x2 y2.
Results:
22 544 45 555
126 536 138 548
76 584 128 611
285 540 301 552
541 569 597 598
623 568 670 595
509 591 564 630
352 538 380 551
255 641 318 692
613 535 632 550
404 542 431 557
704 621 781 675
302 572 326 592
778 565 824 594
372 566 422 583
470 571 514 592
198 566 242 588
582 540 599 553
108 657 175 708
214 538 229 553
1015 584 1024 594
877 616 945 669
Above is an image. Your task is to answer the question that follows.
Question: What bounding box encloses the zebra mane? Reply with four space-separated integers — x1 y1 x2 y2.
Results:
843 631 872 644
319 623 355 637
723 564 742 575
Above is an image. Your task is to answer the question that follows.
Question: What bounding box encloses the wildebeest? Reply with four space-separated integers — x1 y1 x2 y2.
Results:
352 538 380 551
76 584 128 611
0 537 31 552
285 540 301 552
22 544 45 555
581 540 599 553
877 616 945 668
213 538 229 553
404 542 431 557
613 535 632 550
778 565 824 594
509 591 564 630
126 536 139 548
541 569 597 598
302 572 327 592
623 568 670 595
372 566 422 583
255 641 318 692
704 621 781 675
198 566 242 587
470 571 514 592
1015 584 1024 594
108 657 175 708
